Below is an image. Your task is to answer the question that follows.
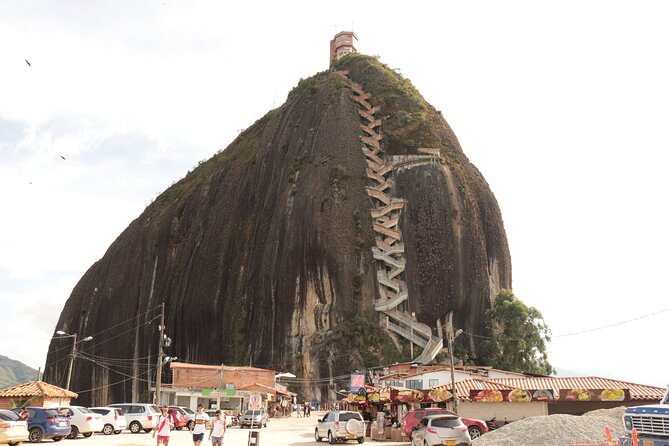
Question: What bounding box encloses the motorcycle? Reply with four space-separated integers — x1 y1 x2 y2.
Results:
486 417 500 431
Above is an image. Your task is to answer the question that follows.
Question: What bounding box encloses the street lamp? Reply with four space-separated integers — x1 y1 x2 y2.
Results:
55 331 93 391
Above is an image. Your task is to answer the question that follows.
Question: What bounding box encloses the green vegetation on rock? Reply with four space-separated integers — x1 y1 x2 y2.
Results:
313 317 411 369
333 53 442 153
478 289 555 375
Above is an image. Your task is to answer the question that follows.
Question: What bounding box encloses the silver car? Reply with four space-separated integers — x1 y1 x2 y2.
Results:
239 409 268 428
315 411 365 444
411 415 471 446
108 403 160 433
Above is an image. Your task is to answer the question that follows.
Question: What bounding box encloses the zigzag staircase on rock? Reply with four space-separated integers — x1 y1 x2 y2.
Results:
337 70 443 364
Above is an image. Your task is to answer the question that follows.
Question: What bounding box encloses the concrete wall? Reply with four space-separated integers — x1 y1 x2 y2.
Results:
458 401 548 422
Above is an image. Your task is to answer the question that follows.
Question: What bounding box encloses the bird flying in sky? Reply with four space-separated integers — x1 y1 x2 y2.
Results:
25 59 31 67
60 155 66 160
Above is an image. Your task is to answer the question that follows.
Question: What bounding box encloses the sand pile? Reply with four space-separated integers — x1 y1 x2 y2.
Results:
472 407 626 446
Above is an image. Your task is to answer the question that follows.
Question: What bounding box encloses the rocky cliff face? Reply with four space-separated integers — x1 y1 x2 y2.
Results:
45 54 511 405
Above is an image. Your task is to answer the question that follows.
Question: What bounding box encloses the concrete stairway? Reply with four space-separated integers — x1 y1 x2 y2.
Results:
341 72 443 364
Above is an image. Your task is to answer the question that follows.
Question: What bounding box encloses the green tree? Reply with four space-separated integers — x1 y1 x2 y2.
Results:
478 289 555 375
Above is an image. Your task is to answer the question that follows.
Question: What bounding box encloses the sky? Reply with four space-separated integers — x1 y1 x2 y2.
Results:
1 1 667 388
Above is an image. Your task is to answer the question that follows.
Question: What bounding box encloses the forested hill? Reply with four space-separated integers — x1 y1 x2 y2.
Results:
0 355 38 389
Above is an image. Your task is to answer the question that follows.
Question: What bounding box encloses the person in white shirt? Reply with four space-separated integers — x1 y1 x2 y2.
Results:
190 405 209 446
153 405 175 445
209 410 227 445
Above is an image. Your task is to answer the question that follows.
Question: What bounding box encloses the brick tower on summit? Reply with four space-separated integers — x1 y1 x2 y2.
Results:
329 31 358 64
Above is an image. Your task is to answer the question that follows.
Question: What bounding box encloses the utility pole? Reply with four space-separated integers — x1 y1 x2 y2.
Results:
65 333 77 391
155 303 165 405
446 311 458 414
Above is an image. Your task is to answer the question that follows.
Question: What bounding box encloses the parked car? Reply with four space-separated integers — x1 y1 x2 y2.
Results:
402 408 488 440
10 406 70 443
0 409 28 445
174 406 195 430
204 410 233 427
90 407 127 435
315 410 365 444
58 406 103 438
411 414 471 446
239 409 269 428
108 403 160 433
167 407 187 430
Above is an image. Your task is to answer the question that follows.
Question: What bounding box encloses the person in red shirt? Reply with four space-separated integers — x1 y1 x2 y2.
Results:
153 405 175 445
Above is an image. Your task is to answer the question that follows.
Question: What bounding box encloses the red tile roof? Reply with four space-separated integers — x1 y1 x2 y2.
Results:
0 381 78 399
431 377 664 402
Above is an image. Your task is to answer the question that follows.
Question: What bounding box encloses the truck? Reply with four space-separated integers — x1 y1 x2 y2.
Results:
620 385 669 446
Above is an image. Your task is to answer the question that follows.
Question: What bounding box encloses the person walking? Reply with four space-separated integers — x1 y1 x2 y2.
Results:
190 405 209 446
208 410 227 445
153 405 175 445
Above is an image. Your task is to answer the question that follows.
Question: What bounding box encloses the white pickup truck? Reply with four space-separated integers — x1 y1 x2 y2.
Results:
620 385 669 446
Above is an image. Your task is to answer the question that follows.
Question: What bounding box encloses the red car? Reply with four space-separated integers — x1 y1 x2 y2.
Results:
402 408 488 440
167 407 187 430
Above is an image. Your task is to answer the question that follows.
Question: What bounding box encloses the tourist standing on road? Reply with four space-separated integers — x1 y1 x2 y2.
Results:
190 405 209 446
209 410 227 445
153 405 175 445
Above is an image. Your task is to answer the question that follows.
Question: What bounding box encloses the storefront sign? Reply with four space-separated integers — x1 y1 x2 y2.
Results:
357 387 367 402
350 374 365 391
202 388 236 397
397 389 424 403
468 388 629 402
559 388 628 402
428 388 453 402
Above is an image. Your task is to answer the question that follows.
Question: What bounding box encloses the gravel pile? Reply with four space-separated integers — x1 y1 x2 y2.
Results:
472 407 626 446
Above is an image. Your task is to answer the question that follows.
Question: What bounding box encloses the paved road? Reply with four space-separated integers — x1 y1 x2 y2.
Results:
46 411 409 446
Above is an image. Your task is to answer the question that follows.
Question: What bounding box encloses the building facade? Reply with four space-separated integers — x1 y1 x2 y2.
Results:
159 362 293 414
0 381 77 409
329 31 358 64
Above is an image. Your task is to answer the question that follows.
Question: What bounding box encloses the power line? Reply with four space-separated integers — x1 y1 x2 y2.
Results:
72 367 154 395
46 305 161 357
553 305 669 338
463 304 669 343
44 313 161 369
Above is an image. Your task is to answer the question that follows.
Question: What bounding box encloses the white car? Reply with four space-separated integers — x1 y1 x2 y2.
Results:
60 406 104 439
0 409 28 445
411 415 472 446
205 410 233 427
315 411 364 444
109 403 160 433
90 407 127 435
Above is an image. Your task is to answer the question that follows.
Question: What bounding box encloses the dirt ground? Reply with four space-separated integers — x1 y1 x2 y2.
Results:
54 411 410 446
